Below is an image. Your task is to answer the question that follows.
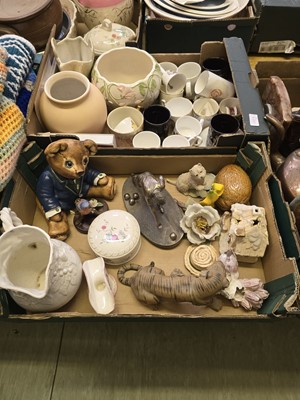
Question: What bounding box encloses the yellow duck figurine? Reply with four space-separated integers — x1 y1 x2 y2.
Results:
200 183 224 207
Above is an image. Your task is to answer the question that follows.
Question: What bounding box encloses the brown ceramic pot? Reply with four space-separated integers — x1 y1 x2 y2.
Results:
0 0 63 51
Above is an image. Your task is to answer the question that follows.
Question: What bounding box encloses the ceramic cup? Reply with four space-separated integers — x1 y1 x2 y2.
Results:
160 63 186 95
192 97 220 128
165 97 193 122
208 113 240 145
219 97 241 119
162 135 190 148
194 70 235 101
177 61 202 99
107 106 144 147
143 104 172 142
161 70 186 95
174 115 203 146
159 87 184 105
159 61 177 74
132 130 161 148
202 57 231 80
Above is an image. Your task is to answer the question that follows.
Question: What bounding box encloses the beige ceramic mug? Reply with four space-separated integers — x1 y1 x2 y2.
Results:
107 106 144 147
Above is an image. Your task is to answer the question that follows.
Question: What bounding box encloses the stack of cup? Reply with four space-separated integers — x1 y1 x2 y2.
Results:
159 62 186 104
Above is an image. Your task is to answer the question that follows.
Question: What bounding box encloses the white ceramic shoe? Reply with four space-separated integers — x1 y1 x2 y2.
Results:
83 257 117 314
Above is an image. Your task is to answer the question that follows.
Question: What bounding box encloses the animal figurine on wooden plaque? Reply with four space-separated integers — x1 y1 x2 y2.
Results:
117 260 228 311
36 138 116 240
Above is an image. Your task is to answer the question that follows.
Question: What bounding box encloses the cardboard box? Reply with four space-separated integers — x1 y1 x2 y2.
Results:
250 0 300 54
0 142 299 319
26 36 269 150
142 1 259 53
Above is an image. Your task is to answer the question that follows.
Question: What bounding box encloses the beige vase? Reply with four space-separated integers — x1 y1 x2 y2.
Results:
39 70 107 133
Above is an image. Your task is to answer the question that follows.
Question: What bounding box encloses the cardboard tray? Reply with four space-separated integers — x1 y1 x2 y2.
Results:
0 142 299 320
141 0 258 53
25 35 269 150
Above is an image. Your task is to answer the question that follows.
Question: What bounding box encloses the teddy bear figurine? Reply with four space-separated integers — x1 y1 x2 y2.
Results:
36 138 116 240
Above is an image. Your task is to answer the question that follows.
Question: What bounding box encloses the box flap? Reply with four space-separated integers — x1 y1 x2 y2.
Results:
268 175 300 262
236 142 268 186
223 37 269 139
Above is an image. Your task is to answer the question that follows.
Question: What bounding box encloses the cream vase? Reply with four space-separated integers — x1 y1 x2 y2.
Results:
39 70 107 133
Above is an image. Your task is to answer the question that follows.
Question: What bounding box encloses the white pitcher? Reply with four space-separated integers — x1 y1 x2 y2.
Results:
0 208 82 312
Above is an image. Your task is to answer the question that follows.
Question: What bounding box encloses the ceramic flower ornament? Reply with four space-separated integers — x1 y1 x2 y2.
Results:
180 203 221 245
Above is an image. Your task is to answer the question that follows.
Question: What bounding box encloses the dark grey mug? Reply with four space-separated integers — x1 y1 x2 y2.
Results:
208 113 240 146
202 57 231 80
143 104 172 142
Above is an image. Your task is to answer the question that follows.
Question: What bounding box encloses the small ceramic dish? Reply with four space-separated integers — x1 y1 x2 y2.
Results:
84 18 136 56
88 209 141 265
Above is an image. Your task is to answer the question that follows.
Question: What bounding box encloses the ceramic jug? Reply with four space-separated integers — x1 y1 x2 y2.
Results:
0 208 82 312
51 36 94 77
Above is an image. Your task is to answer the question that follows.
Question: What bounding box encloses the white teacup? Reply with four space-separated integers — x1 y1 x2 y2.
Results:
159 87 184 104
165 97 193 122
161 71 186 95
219 97 241 118
192 97 220 128
132 131 161 148
174 115 203 146
107 106 144 147
159 62 177 74
177 62 202 99
159 62 186 94
162 135 190 148
194 70 235 101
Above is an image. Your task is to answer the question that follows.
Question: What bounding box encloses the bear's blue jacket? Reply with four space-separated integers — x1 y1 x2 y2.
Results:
36 166 101 213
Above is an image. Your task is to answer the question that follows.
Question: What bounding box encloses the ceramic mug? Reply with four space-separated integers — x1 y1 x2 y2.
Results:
194 70 235 101
177 61 202 99
159 87 184 105
219 97 241 119
192 97 220 128
165 97 193 122
106 106 144 147
160 62 186 95
174 115 203 146
132 130 161 148
202 57 231 80
208 113 240 145
162 135 190 148
143 104 172 141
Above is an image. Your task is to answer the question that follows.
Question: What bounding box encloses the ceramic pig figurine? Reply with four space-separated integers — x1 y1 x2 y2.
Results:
36 138 116 240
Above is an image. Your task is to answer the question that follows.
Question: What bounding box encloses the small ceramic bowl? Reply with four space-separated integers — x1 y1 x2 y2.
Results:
88 209 141 265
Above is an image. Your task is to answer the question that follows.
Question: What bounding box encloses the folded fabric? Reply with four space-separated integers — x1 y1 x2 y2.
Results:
0 45 27 192
0 34 36 102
